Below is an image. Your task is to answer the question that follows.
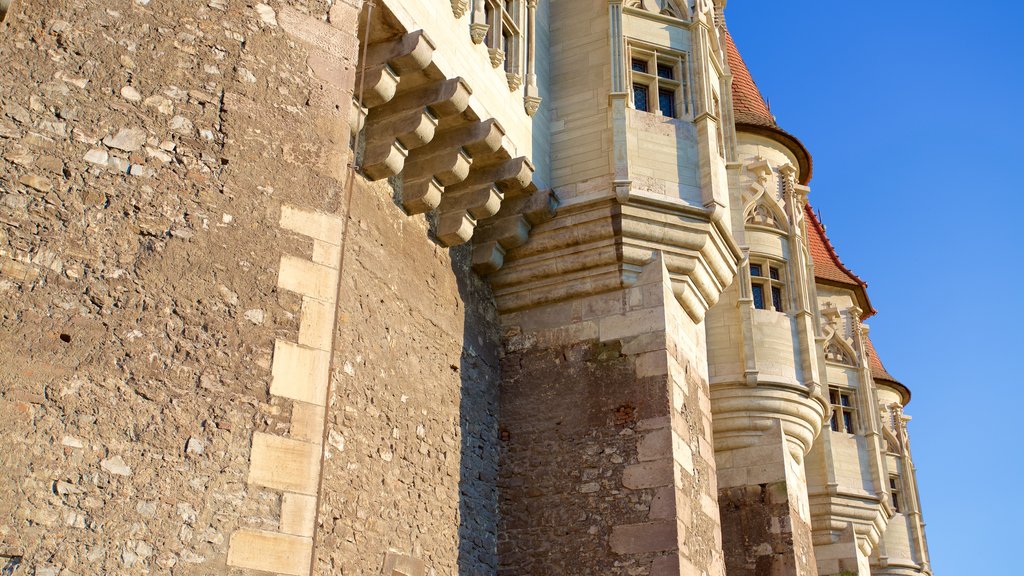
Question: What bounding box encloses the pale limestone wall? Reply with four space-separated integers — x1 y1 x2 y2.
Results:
705 282 743 380
387 0 545 185
548 0 612 187
628 110 702 205
750 308 800 385
621 16 702 205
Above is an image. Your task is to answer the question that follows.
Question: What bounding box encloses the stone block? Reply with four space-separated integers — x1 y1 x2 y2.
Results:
279 5 354 60
599 307 665 342
227 529 313 575
291 401 325 444
637 428 671 462
312 239 342 269
271 340 330 406
280 492 318 537
609 520 676 554
623 459 673 490
382 551 426 576
248 432 321 495
649 485 675 519
280 205 344 245
278 255 340 303
298 297 336 351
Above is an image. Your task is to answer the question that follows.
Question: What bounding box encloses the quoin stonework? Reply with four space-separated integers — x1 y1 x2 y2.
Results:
0 0 932 575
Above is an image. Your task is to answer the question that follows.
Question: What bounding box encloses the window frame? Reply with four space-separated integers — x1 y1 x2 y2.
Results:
889 475 903 513
627 43 692 119
748 257 787 313
829 386 857 435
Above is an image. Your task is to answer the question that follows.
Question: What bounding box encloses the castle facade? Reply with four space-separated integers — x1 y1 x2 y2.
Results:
0 0 931 574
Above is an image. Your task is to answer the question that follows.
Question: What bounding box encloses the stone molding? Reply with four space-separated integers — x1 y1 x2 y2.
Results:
487 189 741 323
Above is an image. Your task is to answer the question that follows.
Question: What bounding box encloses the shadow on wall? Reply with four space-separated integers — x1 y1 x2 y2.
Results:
0 0 10 22
450 244 502 576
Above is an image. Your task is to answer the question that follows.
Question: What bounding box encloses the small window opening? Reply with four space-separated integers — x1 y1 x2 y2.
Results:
889 476 902 513
749 259 786 312
829 387 856 434
633 84 649 112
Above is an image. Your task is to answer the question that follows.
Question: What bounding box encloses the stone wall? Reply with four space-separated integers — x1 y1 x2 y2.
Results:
496 256 724 576
315 176 502 575
0 0 502 574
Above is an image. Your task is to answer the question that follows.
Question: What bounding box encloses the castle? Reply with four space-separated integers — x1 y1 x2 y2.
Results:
0 0 931 575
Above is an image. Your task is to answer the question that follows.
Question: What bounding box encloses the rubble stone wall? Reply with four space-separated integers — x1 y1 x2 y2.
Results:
0 0 501 574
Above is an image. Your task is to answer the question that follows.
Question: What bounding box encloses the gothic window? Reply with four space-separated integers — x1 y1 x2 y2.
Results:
749 258 785 313
825 339 856 365
745 200 785 231
889 475 903 513
829 387 856 434
628 44 690 119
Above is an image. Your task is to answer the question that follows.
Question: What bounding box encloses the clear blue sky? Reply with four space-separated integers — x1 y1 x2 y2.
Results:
726 2 1021 573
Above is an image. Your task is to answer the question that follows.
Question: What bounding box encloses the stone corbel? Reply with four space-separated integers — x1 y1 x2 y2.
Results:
451 0 469 19
507 72 522 91
360 78 473 180
471 188 559 273
470 0 489 44
435 157 535 246
488 48 505 68
358 31 435 108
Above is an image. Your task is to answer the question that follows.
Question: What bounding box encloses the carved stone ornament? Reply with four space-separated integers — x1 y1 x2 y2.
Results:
488 47 505 68
507 72 522 91
470 22 489 44
451 0 469 18
524 95 542 116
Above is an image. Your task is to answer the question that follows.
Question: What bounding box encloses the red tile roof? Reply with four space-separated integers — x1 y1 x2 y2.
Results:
804 203 876 318
863 334 910 404
723 27 813 184
724 29 775 129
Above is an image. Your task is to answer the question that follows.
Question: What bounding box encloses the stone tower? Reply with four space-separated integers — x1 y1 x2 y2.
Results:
0 0 931 575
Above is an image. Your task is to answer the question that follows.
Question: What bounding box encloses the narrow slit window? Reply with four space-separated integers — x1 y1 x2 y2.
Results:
889 476 902 513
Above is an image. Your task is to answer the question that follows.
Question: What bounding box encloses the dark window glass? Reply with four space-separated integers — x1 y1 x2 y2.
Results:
633 84 649 111
750 264 762 277
657 63 673 79
752 284 765 310
659 89 675 118
830 413 839 432
842 411 854 433
631 59 648 73
840 393 852 407
769 267 780 280
771 286 783 311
